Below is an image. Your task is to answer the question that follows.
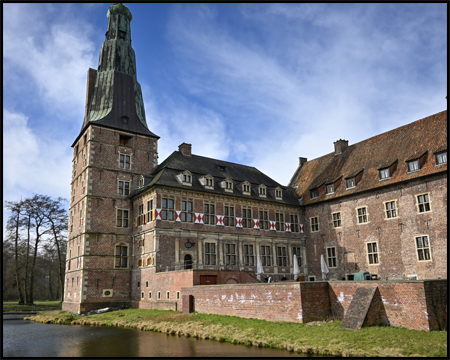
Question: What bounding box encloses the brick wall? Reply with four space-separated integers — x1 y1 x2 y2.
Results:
303 173 447 281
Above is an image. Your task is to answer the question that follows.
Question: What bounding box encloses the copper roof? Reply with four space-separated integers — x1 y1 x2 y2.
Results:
290 110 447 205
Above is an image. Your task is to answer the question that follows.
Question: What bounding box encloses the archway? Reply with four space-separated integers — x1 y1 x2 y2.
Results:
184 254 193 269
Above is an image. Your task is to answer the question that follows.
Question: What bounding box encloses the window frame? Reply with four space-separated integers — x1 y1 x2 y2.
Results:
290 214 299 233
260 245 272 266
379 167 390 180
203 202 215 225
415 235 432 262
116 209 129 228
416 193 431 213
119 153 131 169
384 200 398 219
277 246 287 267
114 243 128 268
243 244 254 266
310 216 319 232
310 188 319 199
332 212 342 228
258 184 267 197
292 246 302 267
326 246 337 268
259 210 269 230
162 198 175 221
346 177 356 189
225 243 236 265
118 180 130 196
407 159 420 173
435 151 447 166
275 212 285 231
242 207 252 228
357 207 368 224
181 200 194 222
367 241 379 265
204 242 217 265
224 205 235 227
326 184 334 195
147 199 153 222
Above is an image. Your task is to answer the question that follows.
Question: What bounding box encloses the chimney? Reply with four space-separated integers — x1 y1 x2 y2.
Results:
299 157 308 166
179 142 192 156
333 139 348 155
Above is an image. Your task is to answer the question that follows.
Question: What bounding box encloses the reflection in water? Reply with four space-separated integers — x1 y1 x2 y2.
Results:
3 320 315 357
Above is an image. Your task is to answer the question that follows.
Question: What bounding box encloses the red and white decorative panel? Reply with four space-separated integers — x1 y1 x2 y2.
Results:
253 219 260 229
269 221 276 231
175 211 182 222
285 223 292 232
235 217 243 228
216 215 224 226
299 224 304 233
194 213 204 224
154 209 162 220
77 257 82 269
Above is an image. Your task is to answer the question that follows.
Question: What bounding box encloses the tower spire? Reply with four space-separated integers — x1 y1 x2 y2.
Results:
77 3 158 142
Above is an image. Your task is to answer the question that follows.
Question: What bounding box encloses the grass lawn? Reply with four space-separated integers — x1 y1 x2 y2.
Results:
3 301 62 312
25 308 447 357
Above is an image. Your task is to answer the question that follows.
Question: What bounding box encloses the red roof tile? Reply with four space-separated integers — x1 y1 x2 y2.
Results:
291 110 447 205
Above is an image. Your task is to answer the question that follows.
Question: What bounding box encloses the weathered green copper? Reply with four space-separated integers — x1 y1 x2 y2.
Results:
80 3 157 138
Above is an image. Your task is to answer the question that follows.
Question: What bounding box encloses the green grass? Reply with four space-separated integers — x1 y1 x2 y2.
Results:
25 309 447 357
3 301 62 312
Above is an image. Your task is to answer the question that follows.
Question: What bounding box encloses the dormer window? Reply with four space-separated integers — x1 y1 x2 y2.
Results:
346 177 356 189
121 116 129 124
435 151 447 165
310 188 318 199
379 168 390 179
407 159 420 173
242 181 251 195
221 179 233 192
178 171 193 186
139 176 144 188
258 184 267 198
326 184 334 195
199 175 214 189
275 187 283 200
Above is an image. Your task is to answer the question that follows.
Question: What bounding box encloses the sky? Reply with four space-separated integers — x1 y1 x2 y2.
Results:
3 3 447 233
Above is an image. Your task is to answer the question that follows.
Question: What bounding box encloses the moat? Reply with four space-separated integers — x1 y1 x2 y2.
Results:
3 319 311 357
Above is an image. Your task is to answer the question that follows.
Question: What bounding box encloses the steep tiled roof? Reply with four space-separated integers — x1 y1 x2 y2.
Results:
290 110 447 205
132 151 300 205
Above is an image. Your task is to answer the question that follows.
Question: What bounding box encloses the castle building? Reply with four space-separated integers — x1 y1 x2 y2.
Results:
63 4 447 314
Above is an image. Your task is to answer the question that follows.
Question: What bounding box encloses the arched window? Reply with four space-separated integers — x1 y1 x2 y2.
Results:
184 254 193 270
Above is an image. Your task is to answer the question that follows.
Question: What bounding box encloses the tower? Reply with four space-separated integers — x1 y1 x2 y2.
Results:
63 3 159 313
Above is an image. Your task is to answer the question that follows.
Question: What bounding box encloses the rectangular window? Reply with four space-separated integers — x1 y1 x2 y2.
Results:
119 154 130 169
176 291 180 300
310 188 319 199
357 207 368 224
167 292 170 299
275 212 285 231
417 194 431 213
326 184 334 194
259 210 269 230
157 292 161 300
290 214 299 232
385 201 397 218
277 246 287 266
146 281 148 288
367 242 379 264
149 292 152 299
204 203 215 225
225 243 236 265
181 201 193 222
224 205 235 227
326 247 337 268
114 245 128 268
332 212 341 228
141 292 144 299
379 168 390 179
116 209 129 228
346 177 356 189
242 207 252 228
435 152 447 165
147 199 153 222
118 181 130 195
415 236 431 261
310 217 319 232
407 159 420 172
204 242 216 265
261 245 271 266
244 245 254 266
292 247 302 267
162 198 175 221
138 204 144 226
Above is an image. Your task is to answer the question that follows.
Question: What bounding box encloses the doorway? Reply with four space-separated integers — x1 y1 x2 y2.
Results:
184 254 193 269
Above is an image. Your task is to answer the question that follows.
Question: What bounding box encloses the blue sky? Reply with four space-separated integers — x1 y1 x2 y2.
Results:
3 3 447 232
